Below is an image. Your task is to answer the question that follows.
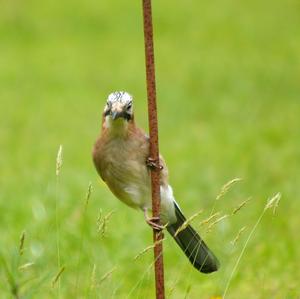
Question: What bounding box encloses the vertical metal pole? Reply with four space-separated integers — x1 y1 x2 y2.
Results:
142 1 165 299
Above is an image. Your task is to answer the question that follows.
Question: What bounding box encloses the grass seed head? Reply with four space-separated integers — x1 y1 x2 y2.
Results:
85 182 93 208
97 210 115 238
134 238 165 260
56 145 63 176
207 214 229 232
231 226 247 246
175 209 203 237
216 178 243 201
90 264 97 290
99 267 117 285
19 231 26 256
52 266 65 287
199 212 220 227
18 262 35 271
232 198 252 215
264 192 281 214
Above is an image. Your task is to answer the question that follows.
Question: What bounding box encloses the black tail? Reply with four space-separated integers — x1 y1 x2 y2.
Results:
167 203 220 273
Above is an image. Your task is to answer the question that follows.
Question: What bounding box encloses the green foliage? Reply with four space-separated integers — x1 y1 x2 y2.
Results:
0 0 299 297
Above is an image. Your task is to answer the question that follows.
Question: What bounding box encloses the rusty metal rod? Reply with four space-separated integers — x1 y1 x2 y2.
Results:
142 0 165 298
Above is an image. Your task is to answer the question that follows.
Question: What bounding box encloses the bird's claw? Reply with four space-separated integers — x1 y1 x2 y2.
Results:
146 157 163 171
144 210 164 231
146 217 164 231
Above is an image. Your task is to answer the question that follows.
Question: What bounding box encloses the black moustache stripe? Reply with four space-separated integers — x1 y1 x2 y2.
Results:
124 113 132 121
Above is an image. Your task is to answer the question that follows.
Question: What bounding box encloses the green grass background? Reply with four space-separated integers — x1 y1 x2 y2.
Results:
1 0 299 298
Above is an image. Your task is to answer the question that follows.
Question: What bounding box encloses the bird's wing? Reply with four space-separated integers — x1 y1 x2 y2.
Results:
140 131 168 186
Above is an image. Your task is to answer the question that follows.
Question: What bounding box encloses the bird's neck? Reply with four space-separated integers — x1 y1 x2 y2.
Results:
103 115 134 137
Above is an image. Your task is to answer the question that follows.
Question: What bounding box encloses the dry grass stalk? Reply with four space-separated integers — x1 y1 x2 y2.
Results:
97 210 115 238
216 178 243 201
55 145 63 176
184 284 192 299
90 264 97 290
18 262 34 271
19 231 25 256
52 266 65 287
74 182 94 293
199 212 220 227
54 145 63 296
207 214 229 232
174 209 203 237
167 276 180 298
99 267 117 286
223 192 281 298
85 182 93 208
134 238 165 260
0 254 18 298
264 192 281 214
232 198 252 215
231 226 247 246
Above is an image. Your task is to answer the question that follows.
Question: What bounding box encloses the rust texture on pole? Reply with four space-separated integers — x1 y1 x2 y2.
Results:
142 1 165 299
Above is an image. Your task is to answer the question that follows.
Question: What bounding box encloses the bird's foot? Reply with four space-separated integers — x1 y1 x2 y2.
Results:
146 157 163 171
146 217 164 231
144 210 164 231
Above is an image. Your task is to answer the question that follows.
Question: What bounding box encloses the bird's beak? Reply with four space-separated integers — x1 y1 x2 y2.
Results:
110 103 125 120
111 111 120 120
111 111 122 120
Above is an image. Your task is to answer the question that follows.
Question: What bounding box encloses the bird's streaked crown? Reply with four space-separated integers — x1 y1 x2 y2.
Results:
107 91 132 106
104 91 133 121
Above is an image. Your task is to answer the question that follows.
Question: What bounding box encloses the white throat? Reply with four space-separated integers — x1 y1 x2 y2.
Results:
105 116 128 136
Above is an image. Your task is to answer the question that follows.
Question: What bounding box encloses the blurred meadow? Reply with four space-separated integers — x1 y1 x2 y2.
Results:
1 0 300 298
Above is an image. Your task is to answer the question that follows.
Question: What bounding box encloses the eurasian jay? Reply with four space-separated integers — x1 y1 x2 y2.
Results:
92 91 219 273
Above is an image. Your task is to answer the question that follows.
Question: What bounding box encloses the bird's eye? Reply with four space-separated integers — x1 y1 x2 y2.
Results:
127 103 132 110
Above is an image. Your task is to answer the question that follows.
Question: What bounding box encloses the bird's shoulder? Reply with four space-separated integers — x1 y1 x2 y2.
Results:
125 123 149 151
130 124 169 184
92 128 111 180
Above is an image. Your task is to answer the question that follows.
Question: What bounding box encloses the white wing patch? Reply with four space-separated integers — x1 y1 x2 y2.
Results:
160 185 177 225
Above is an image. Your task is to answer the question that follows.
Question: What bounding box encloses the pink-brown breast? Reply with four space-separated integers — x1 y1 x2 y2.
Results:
93 122 168 209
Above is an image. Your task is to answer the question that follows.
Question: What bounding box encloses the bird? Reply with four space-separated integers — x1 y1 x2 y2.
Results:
92 91 220 273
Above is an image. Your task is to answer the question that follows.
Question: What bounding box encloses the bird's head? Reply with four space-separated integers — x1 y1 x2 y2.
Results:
104 91 134 124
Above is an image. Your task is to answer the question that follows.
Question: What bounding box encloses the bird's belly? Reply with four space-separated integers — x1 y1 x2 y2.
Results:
103 159 152 209
97 137 175 223
103 160 176 225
